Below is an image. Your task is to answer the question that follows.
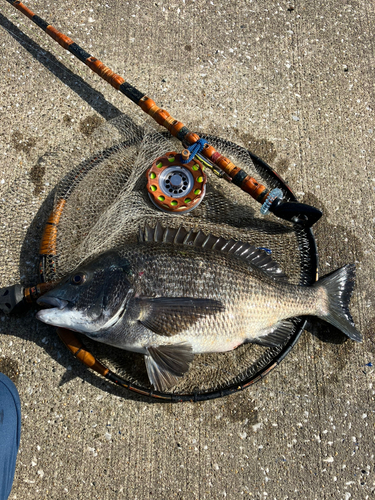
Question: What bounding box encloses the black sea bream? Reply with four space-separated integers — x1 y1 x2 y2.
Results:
37 224 361 391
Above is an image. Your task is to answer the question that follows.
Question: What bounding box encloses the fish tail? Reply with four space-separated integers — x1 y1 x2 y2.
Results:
314 264 362 342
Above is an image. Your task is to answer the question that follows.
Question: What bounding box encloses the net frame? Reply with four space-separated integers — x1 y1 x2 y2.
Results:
38 119 318 402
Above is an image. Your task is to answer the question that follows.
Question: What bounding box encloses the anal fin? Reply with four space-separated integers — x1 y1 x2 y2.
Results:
144 343 194 392
252 320 294 347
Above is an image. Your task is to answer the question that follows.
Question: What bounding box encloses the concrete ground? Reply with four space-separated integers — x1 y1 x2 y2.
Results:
0 0 374 498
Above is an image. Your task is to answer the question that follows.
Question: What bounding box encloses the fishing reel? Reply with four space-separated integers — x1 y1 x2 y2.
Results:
146 152 207 213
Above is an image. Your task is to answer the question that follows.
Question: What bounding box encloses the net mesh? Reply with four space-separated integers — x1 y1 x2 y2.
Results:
40 114 316 396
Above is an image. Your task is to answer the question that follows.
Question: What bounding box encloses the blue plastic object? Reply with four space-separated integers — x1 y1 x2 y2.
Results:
260 188 284 215
181 138 207 163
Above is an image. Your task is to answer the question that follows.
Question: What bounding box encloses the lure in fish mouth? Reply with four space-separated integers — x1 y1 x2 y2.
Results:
37 224 362 393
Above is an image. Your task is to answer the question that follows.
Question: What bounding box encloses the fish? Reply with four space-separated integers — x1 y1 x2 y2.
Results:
36 223 362 392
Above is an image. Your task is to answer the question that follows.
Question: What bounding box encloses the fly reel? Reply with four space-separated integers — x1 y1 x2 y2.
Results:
146 152 207 213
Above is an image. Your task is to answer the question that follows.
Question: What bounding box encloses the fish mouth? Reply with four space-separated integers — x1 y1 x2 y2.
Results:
37 296 69 310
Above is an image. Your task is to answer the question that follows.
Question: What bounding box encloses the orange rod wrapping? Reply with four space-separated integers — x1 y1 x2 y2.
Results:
12 1 35 20
202 144 215 157
24 281 60 303
147 103 163 120
163 115 177 129
85 57 125 89
242 178 269 202
57 328 109 377
45 25 74 50
139 97 156 113
39 198 66 255
39 224 58 255
139 98 184 135
169 121 185 136
184 132 200 144
153 108 171 126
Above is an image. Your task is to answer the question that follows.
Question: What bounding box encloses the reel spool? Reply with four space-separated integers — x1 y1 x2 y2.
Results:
146 152 206 213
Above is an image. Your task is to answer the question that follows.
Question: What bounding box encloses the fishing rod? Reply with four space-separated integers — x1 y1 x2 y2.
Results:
5 0 322 226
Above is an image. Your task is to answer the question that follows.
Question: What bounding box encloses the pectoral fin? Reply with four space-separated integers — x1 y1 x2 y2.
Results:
130 297 224 336
144 343 194 392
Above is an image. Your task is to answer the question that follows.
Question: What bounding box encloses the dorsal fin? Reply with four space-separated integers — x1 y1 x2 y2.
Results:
139 222 287 279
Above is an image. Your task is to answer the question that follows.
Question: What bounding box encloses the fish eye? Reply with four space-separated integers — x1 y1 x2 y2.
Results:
70 273 86 285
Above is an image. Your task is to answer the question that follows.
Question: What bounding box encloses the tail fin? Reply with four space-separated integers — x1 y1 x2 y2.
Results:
314 264 362 342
